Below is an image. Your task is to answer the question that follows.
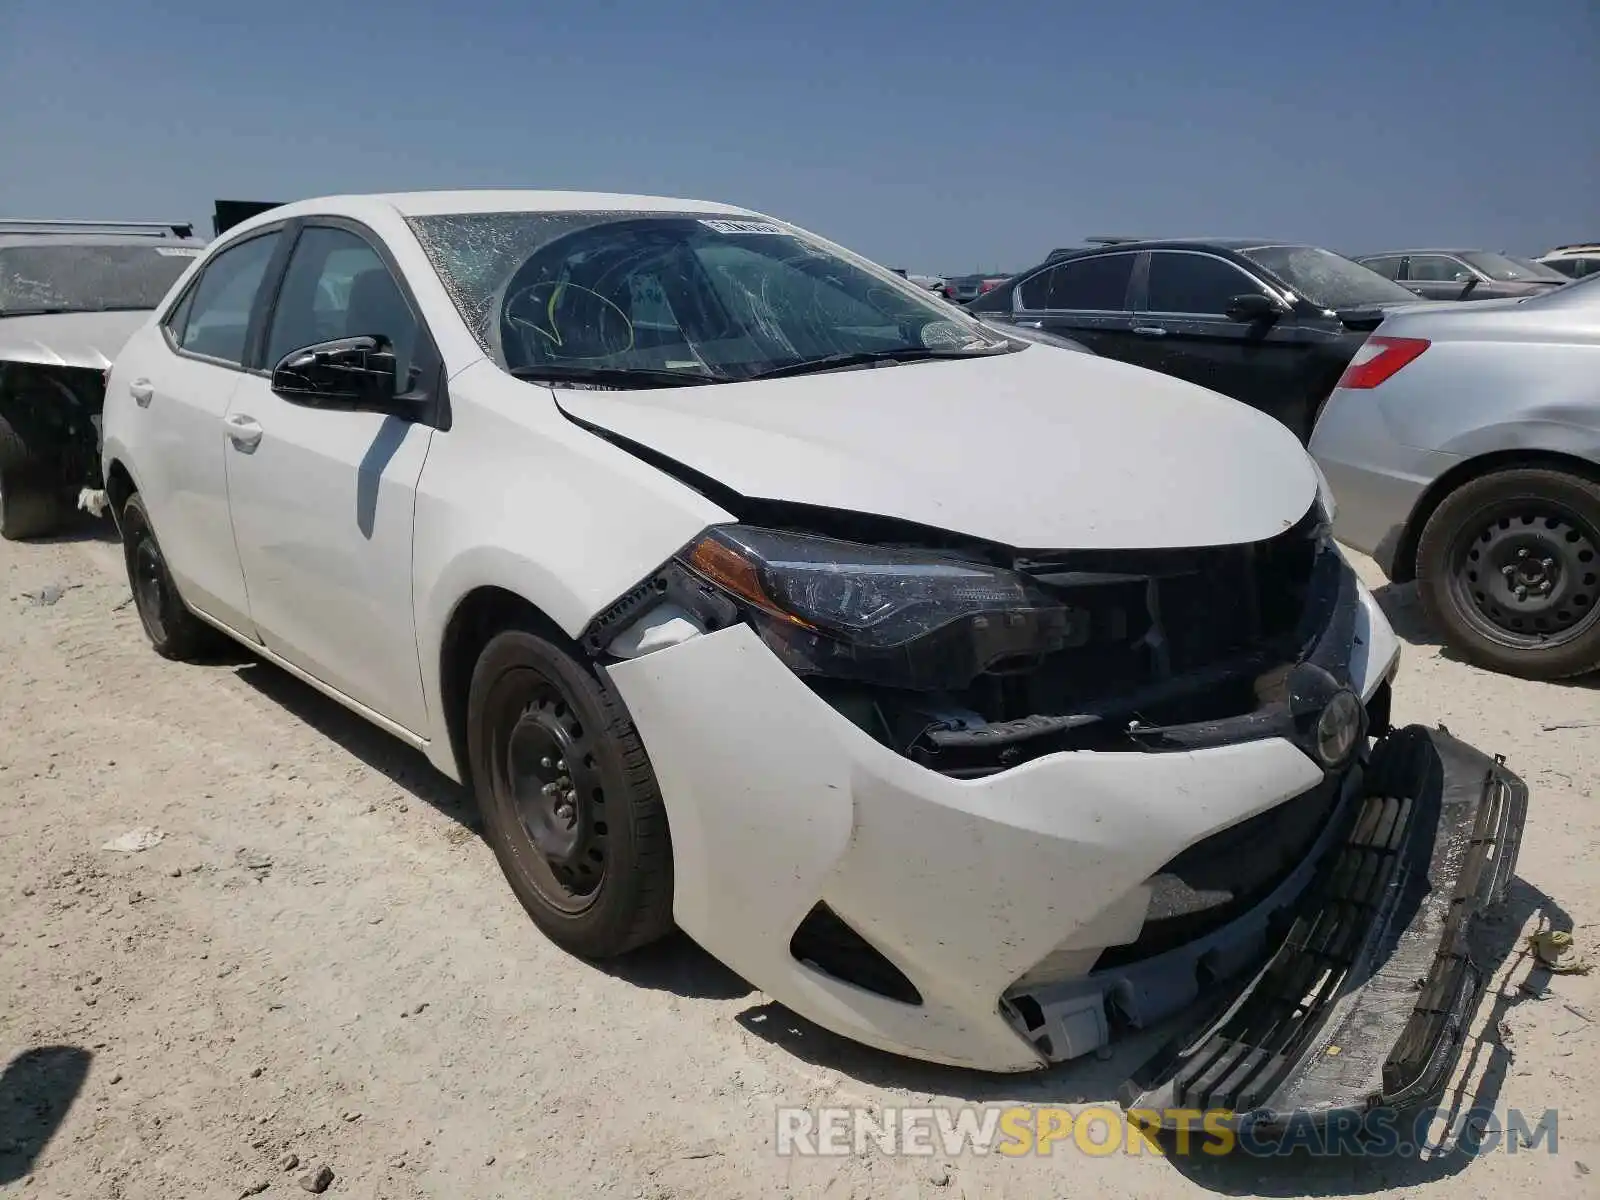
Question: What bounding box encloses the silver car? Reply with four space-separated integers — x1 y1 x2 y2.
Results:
1311 274 1600 679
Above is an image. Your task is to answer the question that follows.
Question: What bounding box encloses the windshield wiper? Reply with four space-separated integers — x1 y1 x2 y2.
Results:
743 344 1008 381
509 364 719 389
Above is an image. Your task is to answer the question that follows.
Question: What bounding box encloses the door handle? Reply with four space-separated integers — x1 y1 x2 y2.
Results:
1132 325 1168 337
225 414 263 453
1016 320 1044 329
129 379 154 407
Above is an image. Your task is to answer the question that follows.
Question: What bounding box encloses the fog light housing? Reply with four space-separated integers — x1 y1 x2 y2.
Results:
1315 690 1365 767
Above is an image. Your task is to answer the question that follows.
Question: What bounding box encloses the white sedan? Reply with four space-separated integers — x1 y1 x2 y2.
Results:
101 192 1524 1126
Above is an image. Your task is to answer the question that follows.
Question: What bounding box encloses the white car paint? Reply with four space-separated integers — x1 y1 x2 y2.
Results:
102 190 1397 1071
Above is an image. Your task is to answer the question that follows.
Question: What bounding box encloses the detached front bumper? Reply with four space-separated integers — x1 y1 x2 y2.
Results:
1121 724 1526 1131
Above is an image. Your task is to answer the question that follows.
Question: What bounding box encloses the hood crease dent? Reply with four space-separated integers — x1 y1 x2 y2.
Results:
0 310 151 371
549 348 1318 550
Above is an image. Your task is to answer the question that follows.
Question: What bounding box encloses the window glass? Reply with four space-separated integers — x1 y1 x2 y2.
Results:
1360 256 1402 280
178 233 281 366
0 243 200 316
406 211 1012 383
266 227 420 388
1406 255 1472 283
163 282 197 343
1145 252 1262 315
1240 245 1418 308
1018 254 1133 310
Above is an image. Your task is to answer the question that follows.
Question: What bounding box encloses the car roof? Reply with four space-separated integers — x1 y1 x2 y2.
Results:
1356 248 1485 258
1047 238 1302 259
227 189 761 228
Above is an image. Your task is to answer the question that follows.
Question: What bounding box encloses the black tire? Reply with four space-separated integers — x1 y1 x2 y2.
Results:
119 492 224 661
467 628 674 958
0 411 67 541
1416 467 1600 680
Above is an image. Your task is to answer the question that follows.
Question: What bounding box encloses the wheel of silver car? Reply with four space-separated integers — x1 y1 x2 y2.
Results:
466 627 674 958
0 410 66 541
117 492 224 662
1417 467 1600 680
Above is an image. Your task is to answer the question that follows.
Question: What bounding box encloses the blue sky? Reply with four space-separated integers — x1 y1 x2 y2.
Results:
2 0 1594 273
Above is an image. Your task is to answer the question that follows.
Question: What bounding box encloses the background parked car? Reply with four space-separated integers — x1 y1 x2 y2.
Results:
967 237 1424 443
1311 273 1600 680
1354 248 1568 301
1539 243 1600 280
941 273 1010 304
0 218 206 539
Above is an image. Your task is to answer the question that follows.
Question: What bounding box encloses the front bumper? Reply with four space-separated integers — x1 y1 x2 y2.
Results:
604 573 1404 1073
1121 723 1526 1131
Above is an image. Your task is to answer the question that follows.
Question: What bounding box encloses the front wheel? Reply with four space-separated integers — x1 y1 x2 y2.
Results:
467 628 674 958
118 493 225 661
1416 467 1600 680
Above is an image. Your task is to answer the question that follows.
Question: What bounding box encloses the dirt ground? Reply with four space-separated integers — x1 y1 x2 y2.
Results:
2 520 1596 1200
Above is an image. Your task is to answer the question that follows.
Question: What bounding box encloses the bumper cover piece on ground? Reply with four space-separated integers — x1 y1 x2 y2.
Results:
1120 723 1526 1133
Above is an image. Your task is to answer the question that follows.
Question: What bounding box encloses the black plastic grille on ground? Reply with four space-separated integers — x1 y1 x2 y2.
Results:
1162 790 1412 1112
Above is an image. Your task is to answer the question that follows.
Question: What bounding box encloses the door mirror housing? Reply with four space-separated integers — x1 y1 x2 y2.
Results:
270 335 403 411
1225 292 1287 322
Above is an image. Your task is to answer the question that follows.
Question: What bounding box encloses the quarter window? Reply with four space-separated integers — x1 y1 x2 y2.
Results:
1145 252 1264 315
176 232 281 366
1018 254 1134 311
265 227 421 389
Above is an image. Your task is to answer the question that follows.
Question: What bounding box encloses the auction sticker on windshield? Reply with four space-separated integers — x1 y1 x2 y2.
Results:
699 219 786 235
156 247 203 256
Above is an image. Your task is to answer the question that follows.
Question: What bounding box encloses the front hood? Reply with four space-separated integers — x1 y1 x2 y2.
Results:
0 310 151 370
551 346 1316 550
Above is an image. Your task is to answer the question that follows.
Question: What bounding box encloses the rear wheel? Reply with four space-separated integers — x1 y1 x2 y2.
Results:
118 492 224 661
1416 467 1600 680
467 628 674 958
0 411 67 541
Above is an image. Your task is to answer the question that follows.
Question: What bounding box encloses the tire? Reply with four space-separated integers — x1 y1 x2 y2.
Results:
1416 467 1600 680
118 492 224 661
467 628 674 958
0 411 67 541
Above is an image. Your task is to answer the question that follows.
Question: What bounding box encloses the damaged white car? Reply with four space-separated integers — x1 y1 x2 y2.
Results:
101 192 1527 1133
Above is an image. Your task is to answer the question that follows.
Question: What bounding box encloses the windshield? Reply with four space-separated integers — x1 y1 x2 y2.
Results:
1463 251 1567 283
0 243 201 315
1241 244 1419 309
407 211 1012 385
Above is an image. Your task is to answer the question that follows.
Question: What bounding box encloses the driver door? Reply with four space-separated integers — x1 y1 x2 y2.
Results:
222 220 438 735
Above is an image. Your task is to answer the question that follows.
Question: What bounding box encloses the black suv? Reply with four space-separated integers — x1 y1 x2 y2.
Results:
966 238 1423 443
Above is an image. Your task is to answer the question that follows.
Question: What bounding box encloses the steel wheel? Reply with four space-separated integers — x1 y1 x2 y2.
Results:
1445 502 1600 649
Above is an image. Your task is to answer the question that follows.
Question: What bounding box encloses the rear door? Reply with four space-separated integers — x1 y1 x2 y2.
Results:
115 226 287 635
1403 254 1478 300
1011 251 1141 361
1133 249 1323 438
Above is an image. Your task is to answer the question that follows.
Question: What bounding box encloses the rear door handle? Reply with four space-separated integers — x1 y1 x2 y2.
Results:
129 379 154 407
224 414 263 453
1132 325 1168 337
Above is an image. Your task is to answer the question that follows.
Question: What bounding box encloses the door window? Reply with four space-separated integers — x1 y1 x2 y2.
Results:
266 226 421 389
1360 256 1403 280
1018 254 1134 311
1144 252 1265 315
175 232 281 366
1406 255 1472 282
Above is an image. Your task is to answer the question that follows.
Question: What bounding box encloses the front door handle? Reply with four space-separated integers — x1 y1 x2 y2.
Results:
225 414 263 453
1132 325 1168 337
1016 320 1044 329
129 379 154 407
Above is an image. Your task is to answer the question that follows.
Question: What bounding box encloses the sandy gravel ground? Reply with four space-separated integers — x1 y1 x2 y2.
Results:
1 521 1596 1200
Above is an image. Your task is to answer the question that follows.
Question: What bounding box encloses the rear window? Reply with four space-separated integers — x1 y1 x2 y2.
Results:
0 243 201 316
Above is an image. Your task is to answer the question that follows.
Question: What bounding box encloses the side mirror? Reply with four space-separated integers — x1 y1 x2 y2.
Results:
1225 292 1287 322
271 336 400 410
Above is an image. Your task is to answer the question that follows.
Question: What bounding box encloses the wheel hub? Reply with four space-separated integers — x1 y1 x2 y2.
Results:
505 704 594 871
1454 509 1599 644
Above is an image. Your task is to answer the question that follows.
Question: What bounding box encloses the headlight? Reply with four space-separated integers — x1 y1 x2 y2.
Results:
678 525 1084 689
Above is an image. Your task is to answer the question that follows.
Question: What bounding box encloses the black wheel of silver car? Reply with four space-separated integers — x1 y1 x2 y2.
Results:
0 411 67 541
1417 467 1600 680
467 628 674 958
118 493 223 662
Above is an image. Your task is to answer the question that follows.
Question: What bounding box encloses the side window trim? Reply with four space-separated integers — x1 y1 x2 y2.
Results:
1139 249 1276 318
163 222 293 373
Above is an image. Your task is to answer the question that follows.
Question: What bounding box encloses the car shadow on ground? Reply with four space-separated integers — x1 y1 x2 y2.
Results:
0 1045 92 1185
27 512 119 546
734 879 1569 1191
1373 581 1600 690
227 656 754 1001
